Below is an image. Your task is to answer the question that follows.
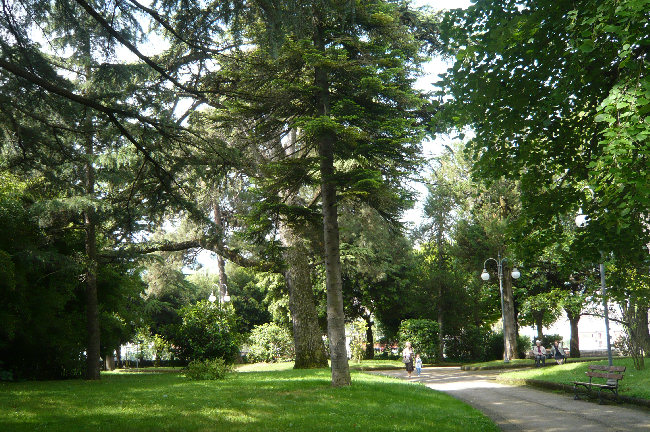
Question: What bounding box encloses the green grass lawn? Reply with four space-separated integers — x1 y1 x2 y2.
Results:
498 357 650 400
0 367 498 432
463 356 608 369
236 359 405 373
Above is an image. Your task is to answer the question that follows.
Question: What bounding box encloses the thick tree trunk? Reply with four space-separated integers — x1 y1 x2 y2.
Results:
213 197 228 300
84 110 101 380
364 314 374 360
638 305 650 354
320 148 350 386
116 345 122 368
566 310 581 358
314 13 350 387
437 282 444 362
502 269 518 359
280 226 329 369
276 128 328 369
104 354 115 371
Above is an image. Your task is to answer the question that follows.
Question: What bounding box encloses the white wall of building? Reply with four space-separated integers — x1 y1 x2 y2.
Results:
519 308 625 350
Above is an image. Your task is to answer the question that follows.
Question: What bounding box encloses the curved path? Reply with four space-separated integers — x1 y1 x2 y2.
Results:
370 367 650 432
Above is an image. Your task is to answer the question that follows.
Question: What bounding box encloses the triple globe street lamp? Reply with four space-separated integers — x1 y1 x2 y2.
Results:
481 253 521 362
209 283 231 305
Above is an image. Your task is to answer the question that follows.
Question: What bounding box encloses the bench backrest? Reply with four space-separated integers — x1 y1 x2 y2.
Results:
585 371 624 380
587 365 626 372
585 365 625 381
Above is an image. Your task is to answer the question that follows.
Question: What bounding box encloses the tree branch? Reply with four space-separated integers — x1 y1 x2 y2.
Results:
73 0 211 100
581 312 629 327
100 238 276 272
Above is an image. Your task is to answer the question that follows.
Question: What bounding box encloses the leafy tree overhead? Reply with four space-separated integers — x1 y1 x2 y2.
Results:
339 204 416 359
0 172 144 379
195 0 435 386
0 0 189 379
438 0 650 263
1 0 440 385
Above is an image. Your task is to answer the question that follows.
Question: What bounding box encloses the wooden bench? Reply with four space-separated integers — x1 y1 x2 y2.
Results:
573 365 626 404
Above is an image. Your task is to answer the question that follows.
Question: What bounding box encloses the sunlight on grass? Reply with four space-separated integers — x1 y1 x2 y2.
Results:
0 367 498 432
463 359 534 368
464 356 608 369
236 362 295 372
236 359 404 373
498 357 650 400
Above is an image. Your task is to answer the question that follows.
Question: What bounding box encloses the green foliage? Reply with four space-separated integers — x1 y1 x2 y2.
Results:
246 323 294 363
485 333 532 362
537 334 563 349
443 326 492 362
398 319 439 362
0 174 142 379
225 265 275 333
439 0 650 261
339 204 416 341
172 301 240 363
184 358 233 380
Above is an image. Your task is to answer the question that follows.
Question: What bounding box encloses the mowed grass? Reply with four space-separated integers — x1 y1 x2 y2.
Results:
0 367 498 432
498 357 650 400
463 356 607 369
235 359 405 373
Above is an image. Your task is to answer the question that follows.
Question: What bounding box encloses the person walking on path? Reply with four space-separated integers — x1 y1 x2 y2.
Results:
533 340 546 367
415 354 422 377
402 342 414 378
551 340 566 365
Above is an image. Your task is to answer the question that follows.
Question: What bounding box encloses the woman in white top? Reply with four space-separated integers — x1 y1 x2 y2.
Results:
402 342 414 378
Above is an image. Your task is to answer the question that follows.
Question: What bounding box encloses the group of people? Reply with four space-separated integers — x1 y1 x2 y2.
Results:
533 339 567 367
401 339 567 374
401 342 422 378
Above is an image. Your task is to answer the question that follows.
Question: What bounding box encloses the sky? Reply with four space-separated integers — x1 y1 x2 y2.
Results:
400 0 474 227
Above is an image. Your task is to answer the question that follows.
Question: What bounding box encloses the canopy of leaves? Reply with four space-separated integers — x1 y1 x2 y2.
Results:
438 0 650 262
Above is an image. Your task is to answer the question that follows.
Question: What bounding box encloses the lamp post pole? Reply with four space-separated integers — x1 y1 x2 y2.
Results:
575 212 613 367
482 253 520 363
599 261 614 367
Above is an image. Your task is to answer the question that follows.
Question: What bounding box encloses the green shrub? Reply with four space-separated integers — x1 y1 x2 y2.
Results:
538 334 563 348
517 334 533 358
374 349 399 360
444 326 492 362
247 323 294 363
398 319 439 362
485 332 532 360
184 358 233 380
172 301 240 363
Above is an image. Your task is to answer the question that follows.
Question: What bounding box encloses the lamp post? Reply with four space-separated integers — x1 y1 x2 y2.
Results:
575 212 613 367
209 283 230 305
481 253 521 362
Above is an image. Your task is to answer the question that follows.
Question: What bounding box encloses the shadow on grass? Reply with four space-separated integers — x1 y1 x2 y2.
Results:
0 370 498 432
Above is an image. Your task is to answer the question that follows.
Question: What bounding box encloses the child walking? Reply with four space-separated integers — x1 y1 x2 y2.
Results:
415 354 422 377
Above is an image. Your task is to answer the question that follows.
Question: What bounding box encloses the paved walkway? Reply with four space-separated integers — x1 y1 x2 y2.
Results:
370 367 650 432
